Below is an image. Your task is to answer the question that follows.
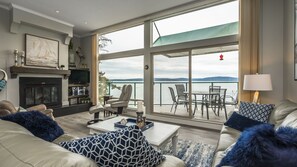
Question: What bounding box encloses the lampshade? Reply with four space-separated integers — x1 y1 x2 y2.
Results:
243 74 272 91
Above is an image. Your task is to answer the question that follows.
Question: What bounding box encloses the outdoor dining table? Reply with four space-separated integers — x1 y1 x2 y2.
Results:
184 91 221 116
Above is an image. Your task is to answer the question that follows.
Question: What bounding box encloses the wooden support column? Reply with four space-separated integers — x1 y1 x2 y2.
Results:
91 35 99 105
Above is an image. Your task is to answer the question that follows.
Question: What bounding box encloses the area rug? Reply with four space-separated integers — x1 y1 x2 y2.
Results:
162 139 215 167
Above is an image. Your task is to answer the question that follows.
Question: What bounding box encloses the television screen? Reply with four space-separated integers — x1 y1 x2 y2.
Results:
69 69 90 84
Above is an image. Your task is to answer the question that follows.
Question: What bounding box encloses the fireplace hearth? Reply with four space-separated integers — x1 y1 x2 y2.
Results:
19 77 62 108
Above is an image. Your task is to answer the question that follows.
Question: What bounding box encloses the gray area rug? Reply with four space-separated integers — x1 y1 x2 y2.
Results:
162 139 215 167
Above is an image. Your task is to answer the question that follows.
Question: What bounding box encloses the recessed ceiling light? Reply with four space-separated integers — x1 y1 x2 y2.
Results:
55 10 60 14
84 21 88 24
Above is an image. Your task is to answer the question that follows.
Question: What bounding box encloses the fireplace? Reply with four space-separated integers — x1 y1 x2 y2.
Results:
19 77 62 108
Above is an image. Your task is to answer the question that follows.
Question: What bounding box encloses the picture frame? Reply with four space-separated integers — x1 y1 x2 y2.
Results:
25 34 59 68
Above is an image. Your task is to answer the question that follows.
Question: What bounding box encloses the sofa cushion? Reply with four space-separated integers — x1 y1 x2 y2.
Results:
0 120 97 167
269 100 297 127
218 124 297 167
224 112 265 131
239 101 274 123
60 125 165 167
1 111 64 142
279 110 297 128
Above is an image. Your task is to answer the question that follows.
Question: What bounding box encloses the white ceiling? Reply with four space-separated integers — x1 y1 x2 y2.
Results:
0 0 195 36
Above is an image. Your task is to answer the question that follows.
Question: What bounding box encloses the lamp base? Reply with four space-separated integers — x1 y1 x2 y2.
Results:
252 91 259 103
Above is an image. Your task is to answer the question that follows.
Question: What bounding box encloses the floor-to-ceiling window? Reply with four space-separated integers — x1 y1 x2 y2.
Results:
98 25 144 106
97 0 239 124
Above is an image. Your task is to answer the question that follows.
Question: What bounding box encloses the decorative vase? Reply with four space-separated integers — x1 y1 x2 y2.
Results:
136 111 144 128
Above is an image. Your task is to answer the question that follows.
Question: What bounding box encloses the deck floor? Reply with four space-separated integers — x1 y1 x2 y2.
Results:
153 104 236 123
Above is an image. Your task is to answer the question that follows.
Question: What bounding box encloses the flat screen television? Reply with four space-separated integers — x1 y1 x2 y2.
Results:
69 69 90 84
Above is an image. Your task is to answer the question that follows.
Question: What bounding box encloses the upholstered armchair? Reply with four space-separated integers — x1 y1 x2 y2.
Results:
104 84 132 115
87 85 133 125
0 100 55 120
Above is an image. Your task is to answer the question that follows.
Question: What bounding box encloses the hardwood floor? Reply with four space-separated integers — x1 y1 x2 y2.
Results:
55 111 220 146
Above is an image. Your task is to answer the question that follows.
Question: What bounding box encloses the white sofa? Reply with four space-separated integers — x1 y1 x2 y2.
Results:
211 100 297 167
0 119 185 167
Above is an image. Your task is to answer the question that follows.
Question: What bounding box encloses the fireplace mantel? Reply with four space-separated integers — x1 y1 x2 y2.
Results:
10 66 71 79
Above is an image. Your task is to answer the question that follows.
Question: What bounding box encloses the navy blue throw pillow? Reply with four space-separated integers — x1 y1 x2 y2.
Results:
218 124 297 167
224 112 265 131
1 111 64 142
60 125 165 167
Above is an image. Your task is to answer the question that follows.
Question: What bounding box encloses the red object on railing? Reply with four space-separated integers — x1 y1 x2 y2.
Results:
219 54 224 61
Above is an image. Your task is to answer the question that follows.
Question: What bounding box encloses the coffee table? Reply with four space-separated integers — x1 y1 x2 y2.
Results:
87 116 180 155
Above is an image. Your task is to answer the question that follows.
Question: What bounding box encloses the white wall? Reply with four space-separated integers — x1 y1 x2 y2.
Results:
283 0 297 103
259 0 284 104
0 7 70 106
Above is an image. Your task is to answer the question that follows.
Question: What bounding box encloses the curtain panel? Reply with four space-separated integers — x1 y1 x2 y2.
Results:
239 0 260 102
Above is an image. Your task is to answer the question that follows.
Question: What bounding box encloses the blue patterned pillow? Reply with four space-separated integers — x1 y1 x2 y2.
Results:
239 101 274 123
60 125 165 167
1 111 64 142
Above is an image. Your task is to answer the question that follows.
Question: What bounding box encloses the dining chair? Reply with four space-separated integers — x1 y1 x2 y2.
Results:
201 86 221 120
225 91 238 108
217 88 228 120
168 87 188 114
208 85 221 113
175 84 188 101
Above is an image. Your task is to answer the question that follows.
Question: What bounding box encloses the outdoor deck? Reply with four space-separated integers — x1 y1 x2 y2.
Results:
153 104 236 123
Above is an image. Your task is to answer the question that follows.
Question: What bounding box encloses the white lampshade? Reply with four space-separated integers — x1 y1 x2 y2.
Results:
243 74 272 91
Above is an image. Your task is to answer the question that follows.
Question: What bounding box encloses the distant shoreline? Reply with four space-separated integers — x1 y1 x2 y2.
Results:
109 76 238 82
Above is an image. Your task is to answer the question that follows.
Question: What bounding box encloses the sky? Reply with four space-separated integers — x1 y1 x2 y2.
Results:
99 1 239 80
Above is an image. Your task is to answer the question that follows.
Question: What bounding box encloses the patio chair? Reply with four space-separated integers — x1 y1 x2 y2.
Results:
201 86 221 120
168 87 188 114
225 91 239 108
175 84 188 104
217 88 228 120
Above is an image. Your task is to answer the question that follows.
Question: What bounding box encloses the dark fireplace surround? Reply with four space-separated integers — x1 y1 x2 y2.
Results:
19 77 62 108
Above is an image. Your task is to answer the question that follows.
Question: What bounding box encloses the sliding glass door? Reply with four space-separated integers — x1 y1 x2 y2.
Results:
153 51 192 117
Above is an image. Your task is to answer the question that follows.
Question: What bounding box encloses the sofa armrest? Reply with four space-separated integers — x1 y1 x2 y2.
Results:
26 104 47 111
0 109 11 117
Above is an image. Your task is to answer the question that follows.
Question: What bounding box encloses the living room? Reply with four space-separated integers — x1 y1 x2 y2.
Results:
0 0 297 167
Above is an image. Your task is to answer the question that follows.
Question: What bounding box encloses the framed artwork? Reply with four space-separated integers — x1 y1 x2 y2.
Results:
25 34 59 68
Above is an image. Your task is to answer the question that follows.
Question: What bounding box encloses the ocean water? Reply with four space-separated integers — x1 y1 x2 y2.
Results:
105 81 238 105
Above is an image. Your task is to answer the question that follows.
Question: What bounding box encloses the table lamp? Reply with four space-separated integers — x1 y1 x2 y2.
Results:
243 74 272 103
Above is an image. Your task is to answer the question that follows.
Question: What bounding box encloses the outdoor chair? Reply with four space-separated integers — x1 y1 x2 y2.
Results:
201 86 221 120
225 91 239 108
169 87 188 114
175 84 188 104
217 88 228 120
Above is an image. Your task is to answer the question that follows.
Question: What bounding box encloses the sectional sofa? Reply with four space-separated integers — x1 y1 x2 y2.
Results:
0 116 185 167
211 99 297 166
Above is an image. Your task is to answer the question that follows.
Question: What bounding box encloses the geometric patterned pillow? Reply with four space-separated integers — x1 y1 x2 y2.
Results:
59 125 165 167
238 101 274 123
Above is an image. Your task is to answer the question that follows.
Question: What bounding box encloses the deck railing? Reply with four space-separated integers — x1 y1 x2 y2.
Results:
103 81 239 106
